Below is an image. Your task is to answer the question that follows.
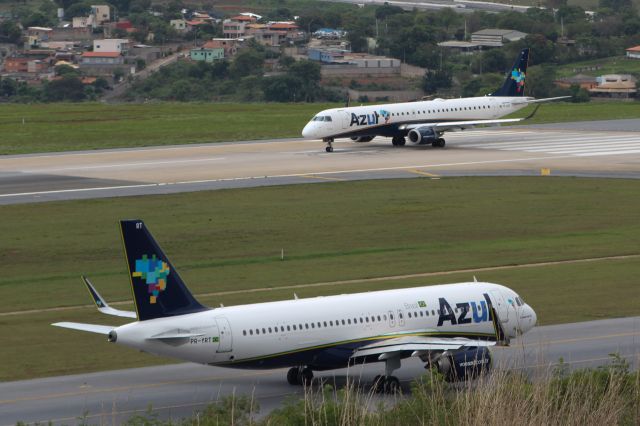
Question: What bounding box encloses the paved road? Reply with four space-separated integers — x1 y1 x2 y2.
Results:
1 121 640 205
1 316 638 425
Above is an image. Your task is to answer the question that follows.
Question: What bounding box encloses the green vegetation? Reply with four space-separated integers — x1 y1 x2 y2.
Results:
78 359 640 425
556 55 640 78
0 102 334 154
1 101 640 155
1 177 639 380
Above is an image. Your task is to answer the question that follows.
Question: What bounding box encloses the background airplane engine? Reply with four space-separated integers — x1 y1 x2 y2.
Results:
350 136 376 142
435 346 492 382
408 127 438 144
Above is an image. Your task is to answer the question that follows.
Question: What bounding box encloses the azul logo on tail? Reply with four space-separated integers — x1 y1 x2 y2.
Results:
511 68 526 93
133 254 170 304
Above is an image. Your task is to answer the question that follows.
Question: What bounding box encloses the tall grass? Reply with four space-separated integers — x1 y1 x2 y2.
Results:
116 355 639 426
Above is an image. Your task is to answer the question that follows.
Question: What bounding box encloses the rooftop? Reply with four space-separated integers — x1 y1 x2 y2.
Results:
82 51 120 57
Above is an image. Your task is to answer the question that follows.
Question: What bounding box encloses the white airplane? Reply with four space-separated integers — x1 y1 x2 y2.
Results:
302 48 567 152
53 220 537 392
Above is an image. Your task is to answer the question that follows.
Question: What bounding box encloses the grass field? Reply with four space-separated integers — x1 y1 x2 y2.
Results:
1 101 640 155
556 56 640 78
1 177 639 380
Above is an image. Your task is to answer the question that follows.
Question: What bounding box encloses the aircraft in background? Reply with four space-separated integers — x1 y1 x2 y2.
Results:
54 220 536 393
302 48 568 152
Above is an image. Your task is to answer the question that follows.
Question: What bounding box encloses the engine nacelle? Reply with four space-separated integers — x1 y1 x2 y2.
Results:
435 347 492 382
408 127 437 144
350 136 375 143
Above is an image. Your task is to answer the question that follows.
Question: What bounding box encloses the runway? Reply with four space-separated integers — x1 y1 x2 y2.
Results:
1 119 640 205
1 316 638 425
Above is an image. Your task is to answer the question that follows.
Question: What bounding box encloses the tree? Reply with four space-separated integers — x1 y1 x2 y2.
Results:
263 75 303 102
65 2 92 18
0 77 18 97
44 76 86 101
569 84 590 102
230 48 264 78
0 21 22 44
422 69 452 94
55 64 79 77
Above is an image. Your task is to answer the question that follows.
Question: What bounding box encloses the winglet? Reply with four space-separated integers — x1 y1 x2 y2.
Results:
83 276 137 319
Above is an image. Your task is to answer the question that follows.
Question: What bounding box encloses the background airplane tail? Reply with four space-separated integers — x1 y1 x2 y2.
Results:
489 48 529 97
120 219 208 321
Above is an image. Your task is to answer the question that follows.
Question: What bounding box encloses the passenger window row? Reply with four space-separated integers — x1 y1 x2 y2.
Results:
390 105 491 117
240 305 473 337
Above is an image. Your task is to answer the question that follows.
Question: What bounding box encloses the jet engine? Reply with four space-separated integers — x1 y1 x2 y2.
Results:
407 127 438 144
434 346 492 382
350 136 376 143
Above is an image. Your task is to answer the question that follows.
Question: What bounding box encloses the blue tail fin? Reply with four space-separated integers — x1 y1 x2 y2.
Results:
120 220 208 321
490 48 529 97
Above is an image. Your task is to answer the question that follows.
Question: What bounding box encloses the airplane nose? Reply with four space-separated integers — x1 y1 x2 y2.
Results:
302 123 313 138
526 304 537 330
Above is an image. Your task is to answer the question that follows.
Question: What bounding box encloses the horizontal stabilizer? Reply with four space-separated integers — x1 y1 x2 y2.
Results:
52 322 113 335
83 276 137 319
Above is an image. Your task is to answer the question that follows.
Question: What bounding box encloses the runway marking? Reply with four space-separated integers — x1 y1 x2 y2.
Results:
408 169 440 178
3 254 638 317
299 174 346 181
0 153 583 199
0 370 274 405
22 157 226 173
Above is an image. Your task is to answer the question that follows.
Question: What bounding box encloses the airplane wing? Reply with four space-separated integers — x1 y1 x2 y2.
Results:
52 322 113 335
403 104 543 133
511 96 571 105
83 276 137 319
350 334 495 361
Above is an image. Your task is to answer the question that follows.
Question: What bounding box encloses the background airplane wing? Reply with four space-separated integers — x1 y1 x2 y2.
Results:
351 335 495 361
52 322 113 335
83 276 137 319
403 117 526 133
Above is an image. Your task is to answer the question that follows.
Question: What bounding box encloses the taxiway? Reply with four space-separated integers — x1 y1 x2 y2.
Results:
1 120 640 205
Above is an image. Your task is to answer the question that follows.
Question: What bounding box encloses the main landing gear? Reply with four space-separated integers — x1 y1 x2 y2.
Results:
432 138 446 148
391 136 406 147
372 356 402 394
287 366 314 386
323 138 334 152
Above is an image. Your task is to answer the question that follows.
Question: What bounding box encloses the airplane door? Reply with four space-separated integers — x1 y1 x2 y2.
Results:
490 290 509 323
215 317 233 353
388 310 395 327
397 309 406 327
338 110 350 129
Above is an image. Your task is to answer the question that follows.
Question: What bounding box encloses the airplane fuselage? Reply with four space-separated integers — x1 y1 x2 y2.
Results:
301 96 533 141
113 282 535 370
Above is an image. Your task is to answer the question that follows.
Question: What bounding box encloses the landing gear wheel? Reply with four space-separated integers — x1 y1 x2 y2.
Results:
372 375 385 393
432 138 445 148
287 367 300 385
324 138 334 153
397 137 406 147
384 376 401 394
300 367 314 386
391 136 406 147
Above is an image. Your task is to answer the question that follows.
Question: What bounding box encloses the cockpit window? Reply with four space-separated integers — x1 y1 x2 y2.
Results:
312 115 332 122
324 116 332 122
515 297 523 306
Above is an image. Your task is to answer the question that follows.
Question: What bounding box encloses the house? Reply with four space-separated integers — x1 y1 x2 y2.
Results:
190 43 224 62
93 39 129 54
223 19 247 38
170 19 188 32
589 74 636 98
625 45 640 59
3 56 50 73
554 74 597 90
470 29 527 47
72 15 94 28
204 38 244 57
80 51 125 75
27 27 53 44
437 40 480 54
91 5 110 25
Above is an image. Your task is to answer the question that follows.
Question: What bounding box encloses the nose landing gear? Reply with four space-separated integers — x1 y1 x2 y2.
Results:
323 138 334 152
